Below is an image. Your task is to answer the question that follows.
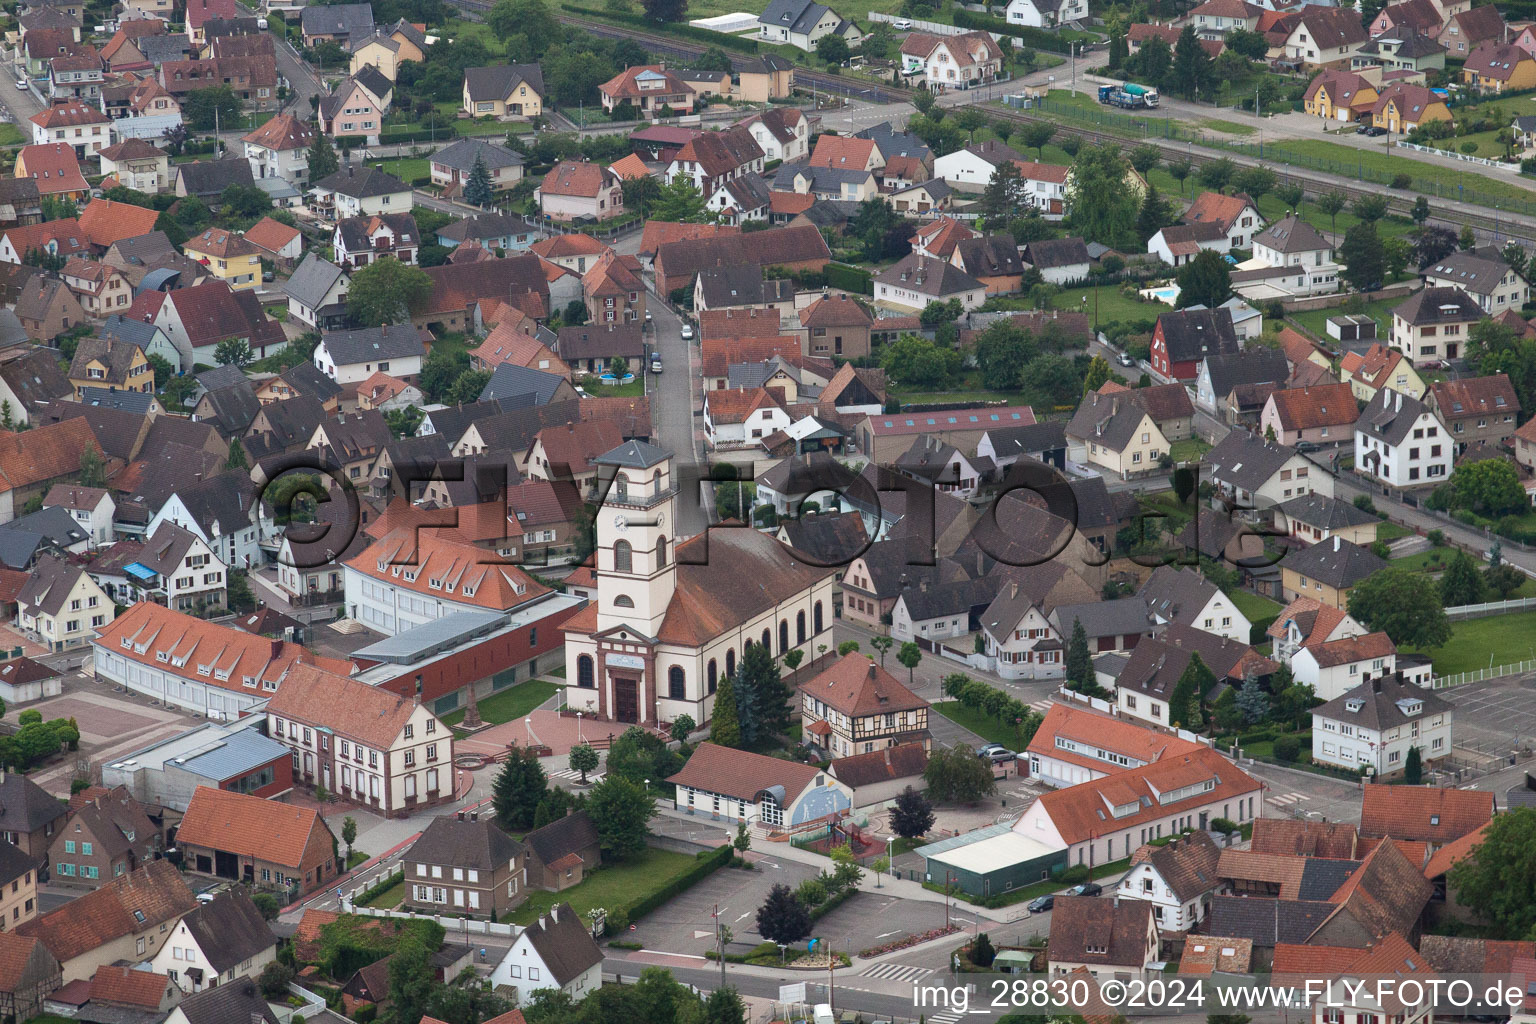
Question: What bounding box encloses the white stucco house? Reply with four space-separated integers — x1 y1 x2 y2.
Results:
1006 0 1088 28
1354 387 1454 489
1114 831 1224 933
1311 673 1453 776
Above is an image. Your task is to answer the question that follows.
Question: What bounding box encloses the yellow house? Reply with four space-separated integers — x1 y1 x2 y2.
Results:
1065 392 1169 479
183 228 262 291
17 557 113 653
1371 83 1453 131
1303 69 1379 122
348 20 427 80
67 336 154 400
462 64 545 119
1338 342 1427 403
1462 42 1536 93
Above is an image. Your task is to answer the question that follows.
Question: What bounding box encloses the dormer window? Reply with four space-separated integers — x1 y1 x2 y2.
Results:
1345 698 1364 712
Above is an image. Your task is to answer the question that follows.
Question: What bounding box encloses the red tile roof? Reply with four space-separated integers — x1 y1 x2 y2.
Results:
540 161 616 200
1265 382 1358 430
243 216 302 256
16 860 195 963
697 308 784 341
15 145 88 197
1359 784 1494 844
1185 191 1258 232
29 100 109 129
177 787 330 871
809 135 876 170
1305 631 1396 667
1026 703 1202 774
90 965 174 1009
667 741 822 803
78 199 160 250
0 418 99 494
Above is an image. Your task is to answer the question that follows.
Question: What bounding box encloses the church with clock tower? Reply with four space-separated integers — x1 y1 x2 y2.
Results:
562 439 840 730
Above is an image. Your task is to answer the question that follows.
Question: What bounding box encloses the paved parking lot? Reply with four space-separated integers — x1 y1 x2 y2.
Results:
1442 676 1536 760
626 849 819 956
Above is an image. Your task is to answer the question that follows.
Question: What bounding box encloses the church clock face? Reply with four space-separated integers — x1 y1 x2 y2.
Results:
613 514 629 533
656 512 665 529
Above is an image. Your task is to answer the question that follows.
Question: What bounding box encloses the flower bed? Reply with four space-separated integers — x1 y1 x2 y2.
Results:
858 924 961 958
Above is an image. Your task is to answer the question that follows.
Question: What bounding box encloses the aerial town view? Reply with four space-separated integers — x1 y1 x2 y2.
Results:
0 0 1535 1019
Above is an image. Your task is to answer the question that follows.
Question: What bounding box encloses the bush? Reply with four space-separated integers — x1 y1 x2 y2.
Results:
1273 735 1301 762
825 261 874 295
952 8 1075 52
354 1006 377 1024
565 3 760 49
1249 616 1278 646
1427 529 1446 547
1237 729 1275 745
1054 864 1090 884
1210 817 1239 834
1390 173 1413 190
355 869 403 906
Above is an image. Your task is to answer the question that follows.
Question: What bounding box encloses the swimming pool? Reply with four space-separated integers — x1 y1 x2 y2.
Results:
1140 285 1181 306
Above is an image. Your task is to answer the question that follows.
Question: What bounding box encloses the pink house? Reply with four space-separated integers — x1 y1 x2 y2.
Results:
318 76 385 144
1260 382 1358 446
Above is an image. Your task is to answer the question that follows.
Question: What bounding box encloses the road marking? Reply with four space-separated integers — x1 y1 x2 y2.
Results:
692 930 713 939
735 911 751 921
928 1012 965 1024
1266 791 1306 806
859 963 933 982
875 930 900 938
549 769 605 783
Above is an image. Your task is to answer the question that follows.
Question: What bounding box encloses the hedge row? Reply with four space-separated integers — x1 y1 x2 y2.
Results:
826 261 873 295
563 6 761 52
356 869 404 906
611 844 732 932
951 10 1076 54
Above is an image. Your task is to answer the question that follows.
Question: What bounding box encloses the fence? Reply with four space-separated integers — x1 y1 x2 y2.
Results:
1396 140 1518 171
866 11 964 34
1434 657 1536 689
346 902 522 937
1445 596 1536 621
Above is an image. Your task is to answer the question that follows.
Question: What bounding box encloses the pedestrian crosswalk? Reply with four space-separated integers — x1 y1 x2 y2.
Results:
859 963 933 983
1028 699 1054 714
928 1012 965 1024
1267 791 1306 807
550 769 604 783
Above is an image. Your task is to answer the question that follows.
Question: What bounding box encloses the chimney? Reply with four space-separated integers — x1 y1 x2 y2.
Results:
457 810 465 821
1333 535 1341 552
1010 581 1018 599
867 662 877 679
1372 677 1382 693
470 810 479 822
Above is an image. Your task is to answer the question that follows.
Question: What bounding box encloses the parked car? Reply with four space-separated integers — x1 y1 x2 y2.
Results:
1364 126 1388 137
1066 882 1103 897
1027 894 1054 912
650 353 663 373
1294 440 1322 452
893 17 913 28
976 743 1015 764
680 323 694 340
14 79 26 91
1116 352 1135 367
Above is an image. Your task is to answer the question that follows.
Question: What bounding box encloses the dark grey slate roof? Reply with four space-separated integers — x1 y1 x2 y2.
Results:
99 315 170 354
77 387 157 414
854 121 933 163
283 253 347 311
311 165 409 200
984 421 1066 457
410 814 524 872
137 33 191 63
521 903 604 987
320 323 425 367
1297 858 1362 900
1157 307 1240 363
760 0 834 35
174 892 275 974
0 529 42 570
169 471 257 536
1139 565 1221 626
1275 492 1379 531
1 504 86 552
594 438 671 470
173 982 280 1024
352 63 392 101
1357 386 1434 447
430 136 525 173
176 159 255 198
1208 895 1335 946
1313 672 1453 733
437 209 540 244
0 772 66 834
480 363 567 406
1205 347 1290 399
276 360 343 404
873 253 983 298
197 381 261 437
1065 390 1151 451
1023 236 1090 270
1279 536 1388 590
462 63 545 103
1048 598 1149 640
195 364 248 393
1205 430 1301 492
301 2 374 38
523 809 600 866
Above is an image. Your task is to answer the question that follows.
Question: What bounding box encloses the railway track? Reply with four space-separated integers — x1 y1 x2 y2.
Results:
448 0 1536 242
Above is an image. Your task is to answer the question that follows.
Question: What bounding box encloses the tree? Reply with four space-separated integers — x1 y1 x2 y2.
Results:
1438 550 1485 607
702 987 746 1024
837 640 860 656
755 883 811 943
980 160 1026 228
79 443 106 488
604 726 681 786
1169 652 1213 730
182 86 240 131
1347 567 1452 649
1224 27 1266 59
1176 249 1232 309
923 743 996 803
348 257 433 326
1136 182 1172 244
259 961 295 999
1020 121 1056 160
710 673 741 747
306 132 340 182
734 641 790 747
890 785 934 839
582 775 654 865
1412 224 1458 268
1166 157 1194 197
568 743 599 784
670 714 696 743
341 816 357 860
224 438 248 471
214 338 252 368
1339 221 1386 293
896 641 921 687
463 155 494 207
1352 194 1389 224
446 369 491 405
1412 195 1431 226
1067 144 1140 251
387 934 437 1024
1275 183 1305 213
1128 143 1161 175
1460 224 1479 250
1233 166 1276 202
1445 458 1528 517
816 33 851 64
1448 806 1536 936
1235 675 1269 724
1317 190 1348 236
1198 157 1236 193
1065 618 1092 689
970 932 996 968
734 821 751 855
487 0 559 44
1404 744 1423 784
1485 562 1525 600
871 635 893 666
491 745 547 831
1082 355 1112 395
880 334 960 389
1384 236 1411 281
1171 25 1213 99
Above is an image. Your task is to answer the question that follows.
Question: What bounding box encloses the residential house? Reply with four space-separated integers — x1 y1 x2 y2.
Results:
1260 382 1359 446
176 786 336 895
149 891 275 993
477 363 579 408
300 3 373 45
1439 4 1507 57
58 259 131 319
1283 6 1370 66
461 64 545 118
1048 896 1160 979
1313 672 1452 774
308 166 411 222
97 139 171 193
1305 69 1382 122
556 323 644 377
977 566 1099 681
1372 82 1454 131
1007 0 1088 28
1267 595 1369 667
181 229 261 292
333 212 418 268
757 0 862 51
1139 564 1252 643
1115 831 1224 932
17 859 192 982
1422 246 1530 313
736 107 809 163
241 113 314 187
537 162 625 223
173 159 254 203
13 143 88 202
46 787 157 889
583 251 646 325
0 774 65 865
1150 308 1240 382
873 254 986 314
0 218 88 266
1355 29 1447 77
1189 0 1261 37
899 30 1004 90
1022 237 1092 285
314 324 426 386
14 277 86 343
1251 215 1335 273
1279 535 1389 608
90 520 227 612
1196 347 1290 418
950 234 1023 294
243 217 303 266
28 100 109 157
66 337 152 401
435 210 540 252
667 127 764 197
1025 704 1198 789
349 18 428 79
1370 0 1442 38
42 484 114 545
489 903 603 1004
283 253 349 331
704 387 790 448
1064 390 1169 479
1290 630 1398 699
1272 492 1382 547
1426 374 1521 451
1360 782 1493 845
17 555 111 652
653 223 829 295
131 279 286 369
1340 342 1426 402
403 814 526 918
598 65 694 115
1183 190 1266 249
1392 285 1481 365
799 294 872 359
430 137 524 196
523 810 601 891
162 984 280 1024
1355 387 1454 488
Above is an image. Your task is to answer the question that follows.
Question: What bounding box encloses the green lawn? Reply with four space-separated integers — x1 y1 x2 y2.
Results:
1050 283 1165 330
0 124 24 147
1376 520 1415 542
1228 588 1282 623
1391 549 1450 574
1411 610 1536 675
506 848 697 926
1287 295 1403 342
1170 438 1211 463
370 157 430 182
1251 137 1536 211
1200 118 1257 136
579 373 646 397
357 877 407 908
443 680 559 728
932 701 1034 750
